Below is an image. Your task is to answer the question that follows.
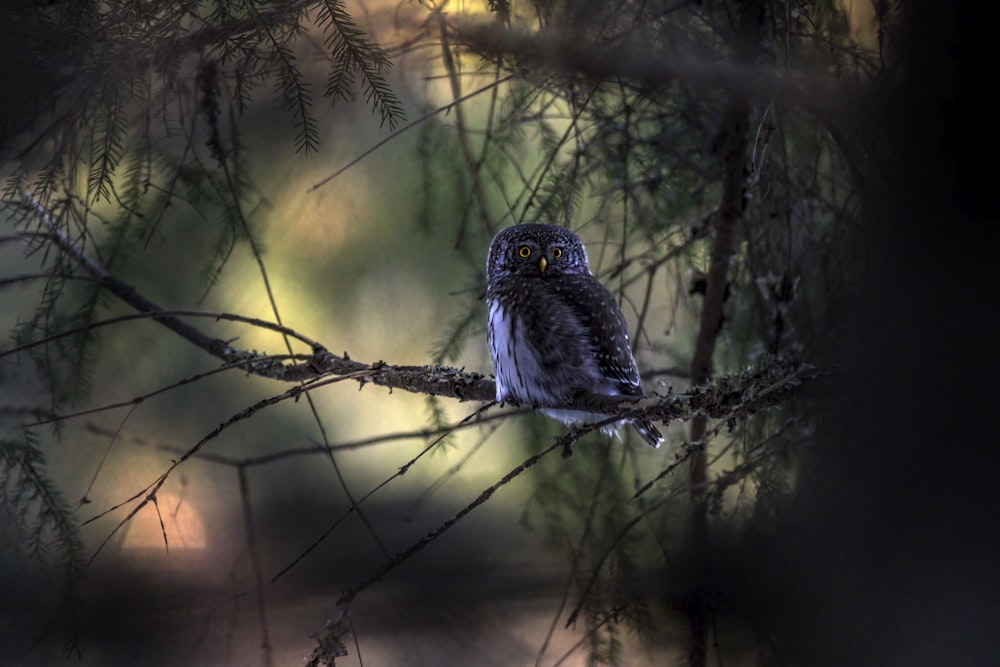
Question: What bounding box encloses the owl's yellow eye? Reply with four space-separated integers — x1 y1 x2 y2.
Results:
552 247 563 259
518 246 531 258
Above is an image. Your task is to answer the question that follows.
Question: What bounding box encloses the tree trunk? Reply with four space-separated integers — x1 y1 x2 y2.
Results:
685 100 747 667
685 2 762 664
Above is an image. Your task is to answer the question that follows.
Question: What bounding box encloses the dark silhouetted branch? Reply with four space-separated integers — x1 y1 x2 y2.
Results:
448 18 852 120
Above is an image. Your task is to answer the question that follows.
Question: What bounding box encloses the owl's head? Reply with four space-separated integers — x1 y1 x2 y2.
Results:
487 224 591 278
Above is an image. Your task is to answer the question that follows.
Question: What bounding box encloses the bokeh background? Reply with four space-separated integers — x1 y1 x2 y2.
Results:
2 1 997 666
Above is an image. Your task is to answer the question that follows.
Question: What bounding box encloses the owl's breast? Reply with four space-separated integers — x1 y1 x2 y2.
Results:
487 286 611 406
488 299 559 405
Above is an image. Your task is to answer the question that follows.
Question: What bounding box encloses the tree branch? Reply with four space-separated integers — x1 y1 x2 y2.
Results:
11 194 819 427
447 17 852 120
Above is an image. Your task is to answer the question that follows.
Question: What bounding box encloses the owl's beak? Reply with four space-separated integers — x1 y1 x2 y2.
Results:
538 256 547 273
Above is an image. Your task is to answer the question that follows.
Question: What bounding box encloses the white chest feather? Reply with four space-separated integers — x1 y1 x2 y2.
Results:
488 300 558 405
487 299 625 436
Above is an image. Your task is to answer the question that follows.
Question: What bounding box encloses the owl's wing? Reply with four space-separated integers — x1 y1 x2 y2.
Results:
556 274 644 396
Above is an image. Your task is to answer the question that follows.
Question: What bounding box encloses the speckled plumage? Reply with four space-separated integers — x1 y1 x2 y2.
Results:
486 223 662 447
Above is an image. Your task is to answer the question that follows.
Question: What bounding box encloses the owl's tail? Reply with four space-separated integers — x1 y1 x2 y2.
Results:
632 419 663 448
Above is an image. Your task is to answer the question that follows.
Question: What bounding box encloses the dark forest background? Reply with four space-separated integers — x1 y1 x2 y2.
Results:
1 1 997 665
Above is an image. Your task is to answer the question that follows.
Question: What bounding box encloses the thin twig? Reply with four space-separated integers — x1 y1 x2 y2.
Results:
149 493 169 554
308 74 516 191
238 464 274 666
547 603 630 667
81 371 374 563
534 440 616 667
563 492 678 628
85 407 526 468
336 428 578 607
28 354 308 427
403 420 503 519
0 308 322 360
77 403 140 507
270 402 497 583
450 18 853 120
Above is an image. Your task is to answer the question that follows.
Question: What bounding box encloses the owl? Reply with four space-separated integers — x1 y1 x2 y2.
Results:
486 223 663 447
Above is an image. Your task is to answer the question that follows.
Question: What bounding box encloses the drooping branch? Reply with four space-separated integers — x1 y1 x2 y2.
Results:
17 195 233 359
447 17 852 120
336 433 568 608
